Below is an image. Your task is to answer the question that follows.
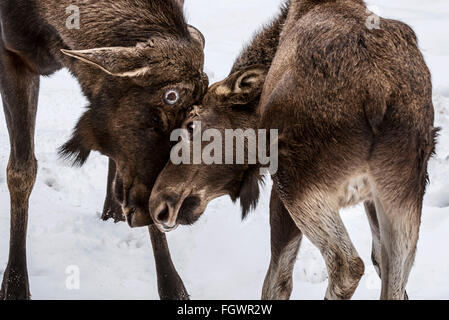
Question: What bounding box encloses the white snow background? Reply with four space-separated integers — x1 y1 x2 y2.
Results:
0 0 448 299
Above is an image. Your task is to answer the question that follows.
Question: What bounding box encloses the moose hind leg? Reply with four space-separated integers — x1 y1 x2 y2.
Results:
281 191 364 300
368 126 434 300
372 195 420 300
0 46 39 300
364 201 410 299
364 201 382 277
149 226 189 300
262 188 302 300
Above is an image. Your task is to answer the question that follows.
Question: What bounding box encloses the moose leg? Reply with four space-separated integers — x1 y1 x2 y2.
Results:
101 164 186 300
364 201 382 277
372 196 420 300
279 189 364 300
101 159 125 222
364 201 409 299
0 46 39 300
149 226 189 300
262 188 302 300
368 131 432 300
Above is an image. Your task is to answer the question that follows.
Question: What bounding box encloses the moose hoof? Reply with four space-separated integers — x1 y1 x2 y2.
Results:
158 275 190 300
101 199 125 223
101 208 126 222
1 267 31 300
159 289 190 301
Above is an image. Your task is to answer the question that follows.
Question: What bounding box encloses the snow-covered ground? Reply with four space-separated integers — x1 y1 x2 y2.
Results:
0 0 448 300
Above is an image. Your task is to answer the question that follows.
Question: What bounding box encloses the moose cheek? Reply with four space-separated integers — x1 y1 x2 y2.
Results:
177 196 202 225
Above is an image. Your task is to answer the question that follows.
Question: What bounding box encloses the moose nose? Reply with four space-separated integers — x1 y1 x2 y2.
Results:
152 197 180 232
155 203 170 225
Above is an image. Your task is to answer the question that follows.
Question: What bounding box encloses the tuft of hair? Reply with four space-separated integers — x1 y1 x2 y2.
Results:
59 135 91 167
431 127 440 156
239 167 265 220
425 126 440 185
59 110 97 167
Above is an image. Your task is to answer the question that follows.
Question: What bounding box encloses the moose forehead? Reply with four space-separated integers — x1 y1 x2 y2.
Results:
61 35 207 90
150 39 205 73
125 40 207 88
131 40 208 97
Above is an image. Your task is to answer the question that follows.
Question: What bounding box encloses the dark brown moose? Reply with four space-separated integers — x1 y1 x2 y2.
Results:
149 0 437 300
0 0 207 300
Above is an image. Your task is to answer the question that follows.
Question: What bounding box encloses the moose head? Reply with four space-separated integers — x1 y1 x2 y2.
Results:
59 7 208 228
148 65 269 232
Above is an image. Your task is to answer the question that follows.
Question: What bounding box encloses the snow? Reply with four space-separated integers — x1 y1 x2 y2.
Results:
0 0 448 300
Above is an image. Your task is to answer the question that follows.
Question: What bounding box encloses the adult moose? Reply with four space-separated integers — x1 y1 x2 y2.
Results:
0 0 207 300
149 0 437 299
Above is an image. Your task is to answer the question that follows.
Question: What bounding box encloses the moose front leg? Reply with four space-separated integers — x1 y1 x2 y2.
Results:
0 46 39 300
100 162 187 299
101 159 125 222
149 226 189 300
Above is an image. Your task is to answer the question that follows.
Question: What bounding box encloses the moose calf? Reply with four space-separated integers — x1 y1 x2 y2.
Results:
149 0 437 300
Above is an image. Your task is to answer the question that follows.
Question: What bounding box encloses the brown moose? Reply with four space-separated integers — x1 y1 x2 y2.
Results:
149 0 437 300
0 0 207 300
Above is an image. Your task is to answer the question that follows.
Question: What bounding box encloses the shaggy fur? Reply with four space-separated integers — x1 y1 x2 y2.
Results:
0 0 206 300
149 0 437 300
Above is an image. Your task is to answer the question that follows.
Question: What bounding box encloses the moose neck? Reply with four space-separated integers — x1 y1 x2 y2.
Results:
231 2 289 74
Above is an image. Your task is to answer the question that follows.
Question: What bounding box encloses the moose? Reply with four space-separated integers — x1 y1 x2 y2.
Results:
0 0 208 300
149 0 437 299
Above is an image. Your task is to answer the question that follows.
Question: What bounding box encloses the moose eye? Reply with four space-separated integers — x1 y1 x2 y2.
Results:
163 89 180 105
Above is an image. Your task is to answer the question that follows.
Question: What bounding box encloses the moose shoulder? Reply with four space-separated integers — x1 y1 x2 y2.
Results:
0 0 207 300
149 0 437 300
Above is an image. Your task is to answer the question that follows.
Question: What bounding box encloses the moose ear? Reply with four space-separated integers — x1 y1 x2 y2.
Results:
188 25 206 49
59 111 98 166
61 45 153 77
233 68 267 94
213 66 267 106
239 167 264 220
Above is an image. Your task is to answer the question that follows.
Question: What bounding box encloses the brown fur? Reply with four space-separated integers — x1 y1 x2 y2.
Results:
0 0 206 300
149 0 437 300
